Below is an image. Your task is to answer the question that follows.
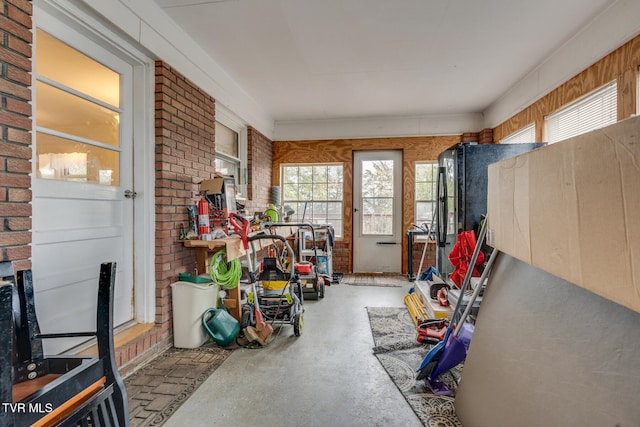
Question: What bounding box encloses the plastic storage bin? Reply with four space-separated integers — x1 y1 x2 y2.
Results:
171 280 219 348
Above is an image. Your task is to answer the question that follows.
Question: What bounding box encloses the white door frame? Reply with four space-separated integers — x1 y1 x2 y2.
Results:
353 150 403 273
35 1 156 324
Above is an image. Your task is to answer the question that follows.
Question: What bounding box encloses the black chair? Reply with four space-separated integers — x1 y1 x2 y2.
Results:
0 262 128 427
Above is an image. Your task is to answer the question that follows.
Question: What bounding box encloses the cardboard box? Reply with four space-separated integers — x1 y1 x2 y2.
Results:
487 116 640 313
200 177 237 212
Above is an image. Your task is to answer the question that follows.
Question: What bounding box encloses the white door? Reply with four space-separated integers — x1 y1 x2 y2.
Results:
353 151 403 273
31 27 135 354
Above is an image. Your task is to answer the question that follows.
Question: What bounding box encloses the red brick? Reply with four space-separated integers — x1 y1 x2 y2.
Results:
7 4 32 31
0 77 31 102
2 231 31 245
7 187 30 202
6 0 33 15
8 33 31 58
6 64 31 86
6 244 31 260
7 217 30 231
0 201 30 216
6 157 30 173
5 96 31 116
0 109 31 130
6 128 30 144
0 15 31 45
0 172 30 188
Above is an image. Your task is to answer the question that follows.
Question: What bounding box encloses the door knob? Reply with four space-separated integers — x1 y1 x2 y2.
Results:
124 190 137 199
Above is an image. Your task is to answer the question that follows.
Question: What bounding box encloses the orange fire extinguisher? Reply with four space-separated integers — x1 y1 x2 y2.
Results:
198 195 210 237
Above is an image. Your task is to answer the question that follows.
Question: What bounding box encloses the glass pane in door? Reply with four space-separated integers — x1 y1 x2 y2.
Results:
361 160 394 235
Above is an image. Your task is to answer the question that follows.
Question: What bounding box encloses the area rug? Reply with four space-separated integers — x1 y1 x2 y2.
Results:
367 307 463 427
343 274 407 287
125 343 232 427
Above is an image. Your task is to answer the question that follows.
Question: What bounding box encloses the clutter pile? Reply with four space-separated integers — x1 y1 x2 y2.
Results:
407 217 500 396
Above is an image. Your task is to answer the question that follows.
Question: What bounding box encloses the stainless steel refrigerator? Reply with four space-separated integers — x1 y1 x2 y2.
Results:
436 142 545 278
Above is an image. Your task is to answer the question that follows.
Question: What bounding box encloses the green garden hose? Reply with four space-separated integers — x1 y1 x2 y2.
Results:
209 249 242 289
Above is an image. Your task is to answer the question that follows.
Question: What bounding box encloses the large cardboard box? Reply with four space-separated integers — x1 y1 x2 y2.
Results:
487 116 640 313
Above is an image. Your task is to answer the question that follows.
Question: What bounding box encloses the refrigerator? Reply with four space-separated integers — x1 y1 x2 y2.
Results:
436 142 546 278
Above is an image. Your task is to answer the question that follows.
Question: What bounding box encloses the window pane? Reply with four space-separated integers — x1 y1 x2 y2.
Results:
216 121 239 157
282 164 343 237
415 162 438 225
36 29 120 108
313 165 327 182
36 132 119 185
313 182 328 200
362 198 393 235
327 202 342 217
283 183 299 200
500 123 535 144
299 166 313 183
416 202 435 223
327 165 342 183
215 157 239 178
299 183 313 200
283 167 298 184
546 82 617 144
36 81 119 147
327 184 342 200
362 160 393 197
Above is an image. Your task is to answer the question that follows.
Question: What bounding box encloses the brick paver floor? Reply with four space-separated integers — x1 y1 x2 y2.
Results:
125 343 232 427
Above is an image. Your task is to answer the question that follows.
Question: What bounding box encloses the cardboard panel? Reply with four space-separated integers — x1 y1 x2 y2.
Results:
487 115 640 313
455 254 640 427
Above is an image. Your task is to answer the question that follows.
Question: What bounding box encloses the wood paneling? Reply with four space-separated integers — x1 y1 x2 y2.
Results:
494 34 640 142
273 135 460 273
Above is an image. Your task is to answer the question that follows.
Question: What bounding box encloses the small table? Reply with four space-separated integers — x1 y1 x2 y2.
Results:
183 237 246 321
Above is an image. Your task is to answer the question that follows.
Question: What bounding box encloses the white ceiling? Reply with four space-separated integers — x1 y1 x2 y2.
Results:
150 0 625 134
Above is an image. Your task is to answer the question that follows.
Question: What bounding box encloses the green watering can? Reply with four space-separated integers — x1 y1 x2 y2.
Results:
201 304 240 347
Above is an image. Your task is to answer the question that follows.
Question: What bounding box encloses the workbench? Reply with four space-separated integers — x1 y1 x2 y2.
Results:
183 238 246 321
183 228 298 321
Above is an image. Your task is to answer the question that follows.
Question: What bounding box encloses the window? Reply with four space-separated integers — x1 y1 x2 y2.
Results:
545 81 617 144
282 164 343 237
215 107 247 197
415 162 437 228
35 29 121 185
500 123 535 144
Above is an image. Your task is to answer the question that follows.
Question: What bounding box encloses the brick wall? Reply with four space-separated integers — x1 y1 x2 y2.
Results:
0 0 32 273
115 62 219 370
410 241 437 278
245 126 272 212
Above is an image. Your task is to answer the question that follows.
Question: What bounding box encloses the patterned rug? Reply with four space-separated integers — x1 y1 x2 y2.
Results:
343 274 408 287
125 343 232 427
367 307 463 427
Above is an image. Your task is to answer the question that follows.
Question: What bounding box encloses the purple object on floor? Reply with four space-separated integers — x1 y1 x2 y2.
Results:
428 380 453 396
428 323 475 381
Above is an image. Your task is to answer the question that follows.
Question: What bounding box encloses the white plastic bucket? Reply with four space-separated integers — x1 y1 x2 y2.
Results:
170 281 219 348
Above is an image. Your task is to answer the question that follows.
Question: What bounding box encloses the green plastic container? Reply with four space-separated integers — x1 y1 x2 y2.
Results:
201 307 240 347
179 273 212 284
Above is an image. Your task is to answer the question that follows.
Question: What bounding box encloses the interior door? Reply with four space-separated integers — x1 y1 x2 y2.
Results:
31 27 135 354
353 151 403 273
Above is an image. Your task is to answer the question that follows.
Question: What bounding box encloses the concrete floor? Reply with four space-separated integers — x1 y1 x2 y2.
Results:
163 280 423 427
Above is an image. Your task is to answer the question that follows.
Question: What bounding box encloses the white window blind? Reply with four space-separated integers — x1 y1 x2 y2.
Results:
545 81 617 144
500 123 535 144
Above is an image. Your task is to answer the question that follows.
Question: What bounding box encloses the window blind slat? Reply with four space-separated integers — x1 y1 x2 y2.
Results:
546 82 617 144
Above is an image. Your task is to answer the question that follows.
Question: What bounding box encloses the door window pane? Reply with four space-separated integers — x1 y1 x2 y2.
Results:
36 29 120 108
361 159 395 235
36 133 120 185
35 30 121 186
36 81 120 147
362 198 393 235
